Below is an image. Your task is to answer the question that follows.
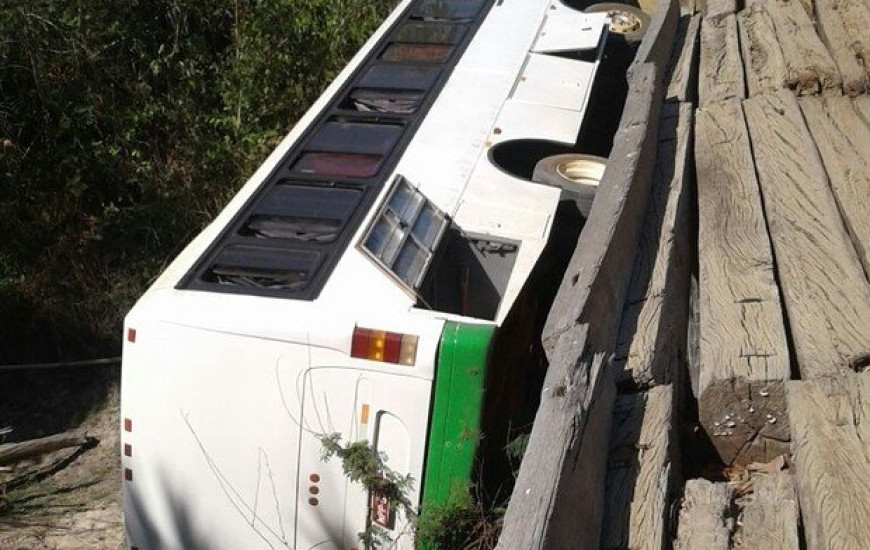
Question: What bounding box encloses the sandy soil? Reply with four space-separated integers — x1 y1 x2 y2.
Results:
0 378 124 550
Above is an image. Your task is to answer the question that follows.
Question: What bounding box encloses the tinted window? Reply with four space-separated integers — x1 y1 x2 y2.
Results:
394 22 466 44
382 43 453 63
292 152 382 178
206 246 322 291
240 184 363 243
358 65 441 90
306 121 403 156
412 0 485 20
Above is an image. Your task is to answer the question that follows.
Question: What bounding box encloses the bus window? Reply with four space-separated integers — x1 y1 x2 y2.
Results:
393 22 466 44
361 177 448 289
306 121 403 156
292 152 383 178
412 0 485 21
239 183 363 243
358 64 440 91
381 43 453 63
205 245 321 291
343 89 424 114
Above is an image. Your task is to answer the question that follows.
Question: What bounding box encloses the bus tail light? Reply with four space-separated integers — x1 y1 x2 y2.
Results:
351 327 418 366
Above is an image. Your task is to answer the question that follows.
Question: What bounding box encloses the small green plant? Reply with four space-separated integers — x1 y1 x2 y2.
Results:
416 491 503 550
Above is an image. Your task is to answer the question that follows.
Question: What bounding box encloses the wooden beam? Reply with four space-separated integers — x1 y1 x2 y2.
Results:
613 103 692 389
699 14 744 105
765 0 841 95
666 15 701 103
695 98 791 465
836 0 870 82
703 0 736 21
800 96 870 277
736 470 800 550
738 5 788 96
815 0 869 95
632 0 681 78
787 373 870 550
855 96 870 126
498 60 664 550
601 385 675 550
674 479 734 550
744 91 870 379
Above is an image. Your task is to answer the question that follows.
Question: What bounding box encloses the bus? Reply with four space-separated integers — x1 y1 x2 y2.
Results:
120 0 620 547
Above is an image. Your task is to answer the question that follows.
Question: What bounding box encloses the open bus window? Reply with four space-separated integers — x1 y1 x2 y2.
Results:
361 176 448 289
205 246 321 291
381 43 453 63
411 0 485 21
240 183 363 243
344 89 424 114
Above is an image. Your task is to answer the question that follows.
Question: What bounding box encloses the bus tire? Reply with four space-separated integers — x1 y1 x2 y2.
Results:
584 3 649 43
532 154 607 218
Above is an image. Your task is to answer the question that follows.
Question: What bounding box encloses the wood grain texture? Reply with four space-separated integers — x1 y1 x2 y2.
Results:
674 479 734 550
498 63 663 550
836 0 870 81
703 0 736 20
613 103 692 388
738 5 788 96
855 95 870 126
687 274 700 398
815 0 869 95
632 0 681 81
695 98 791 464
736 470 800 550
800 96 870 277
699 14 745 105
601 385 674 550
765 0 842 94
787 373 870 550
666 15 701 103
0 430 90 465
744 91 870 379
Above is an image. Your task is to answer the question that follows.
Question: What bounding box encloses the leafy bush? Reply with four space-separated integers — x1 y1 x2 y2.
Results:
0 0 394 362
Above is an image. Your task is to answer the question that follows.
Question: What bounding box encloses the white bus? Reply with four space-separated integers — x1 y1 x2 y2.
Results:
121 0 619 548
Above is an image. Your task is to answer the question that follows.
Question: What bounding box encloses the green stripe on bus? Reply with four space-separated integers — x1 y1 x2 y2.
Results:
421 321 495 509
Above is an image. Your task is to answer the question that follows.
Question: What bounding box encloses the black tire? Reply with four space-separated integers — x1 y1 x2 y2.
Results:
584 2 649 43
532 154 607 218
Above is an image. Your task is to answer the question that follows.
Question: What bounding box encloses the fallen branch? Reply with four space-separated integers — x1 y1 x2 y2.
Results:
0 430 96 466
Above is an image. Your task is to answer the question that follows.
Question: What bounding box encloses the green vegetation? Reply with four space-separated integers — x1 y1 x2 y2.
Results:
0 0 394 363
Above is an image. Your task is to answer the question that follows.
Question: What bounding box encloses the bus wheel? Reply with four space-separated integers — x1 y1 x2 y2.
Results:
532 154 607 218
585 3 649 43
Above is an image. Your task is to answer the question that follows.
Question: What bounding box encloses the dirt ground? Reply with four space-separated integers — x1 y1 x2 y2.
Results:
0 368 125 550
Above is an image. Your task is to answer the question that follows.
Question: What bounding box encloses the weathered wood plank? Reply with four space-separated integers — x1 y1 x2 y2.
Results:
800 96 870 277
837 0 870 81
613 103 691 389
687 274 700 399
703 0 736 20
674 479 734 550
815 0 870 95
632 0 681 79
666 15 701 103
695 97 791 465
854 95 870 126
738 5 789 96
601 385 675 550
736 470 800 550
699 14 745 105
787 373 870 550
743 91 870 379
498 62 664 550
765 0 842 94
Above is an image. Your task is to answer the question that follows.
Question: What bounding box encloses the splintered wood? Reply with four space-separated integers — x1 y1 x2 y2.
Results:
764 0 841 94
613 104 692 388
699 14 744 105
815 0 869 95
799 96 870 276
788 373 870 549
674 479 733 550
738 5 788 95
695 98 790 465
743 91 870 379
601 385 674 550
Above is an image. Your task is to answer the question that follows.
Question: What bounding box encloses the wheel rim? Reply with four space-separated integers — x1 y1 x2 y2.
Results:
555 158 606 187
607 9 642 34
